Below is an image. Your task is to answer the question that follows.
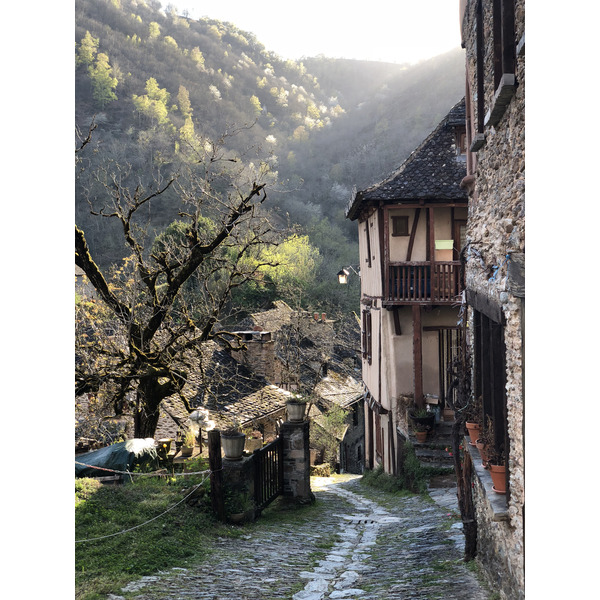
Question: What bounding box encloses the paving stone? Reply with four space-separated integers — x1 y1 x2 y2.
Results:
121 475 491 600
330 589 367 598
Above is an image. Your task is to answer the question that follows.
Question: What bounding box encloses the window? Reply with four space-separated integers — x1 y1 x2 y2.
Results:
455 130 468 159
473 308 509 489
493 0 515 90
361 309 372 365
391 216 409 237
453 219 467 260
364 221 372 267
485 0 516 127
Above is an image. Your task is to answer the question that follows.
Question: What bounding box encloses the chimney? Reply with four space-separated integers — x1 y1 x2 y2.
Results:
231 330 279 383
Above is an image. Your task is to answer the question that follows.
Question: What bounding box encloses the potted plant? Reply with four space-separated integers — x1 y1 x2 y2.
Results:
409 407 435 431
413 423 428 443
286 396 308 422
476 417 494 467
181 430 196 457
225 490 255 524
156 438 172 460
221 422 246 460
244 429 263 453
487 444 507 494
464 396 483 446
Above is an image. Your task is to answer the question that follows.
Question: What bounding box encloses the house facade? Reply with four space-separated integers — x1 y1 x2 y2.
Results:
345 1 525 596
346 99 468 475
459 0 525 597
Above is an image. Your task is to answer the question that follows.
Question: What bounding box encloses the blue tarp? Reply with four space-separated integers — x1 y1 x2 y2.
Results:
75 438 158 478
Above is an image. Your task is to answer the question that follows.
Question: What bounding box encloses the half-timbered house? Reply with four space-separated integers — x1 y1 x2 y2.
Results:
346 99 468 474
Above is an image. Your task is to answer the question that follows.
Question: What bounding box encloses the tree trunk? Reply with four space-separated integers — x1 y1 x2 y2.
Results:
133 383 163 438
452 416 477 561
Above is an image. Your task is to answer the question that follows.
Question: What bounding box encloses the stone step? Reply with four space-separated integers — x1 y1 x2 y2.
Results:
409 425 457 471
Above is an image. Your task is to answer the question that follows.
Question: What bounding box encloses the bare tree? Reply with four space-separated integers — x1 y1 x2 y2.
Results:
75 131 280 437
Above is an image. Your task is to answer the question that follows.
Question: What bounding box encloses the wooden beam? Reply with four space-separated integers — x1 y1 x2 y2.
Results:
413 304 424 409
428 207 435 264
406 208 421 262
383 207 389 299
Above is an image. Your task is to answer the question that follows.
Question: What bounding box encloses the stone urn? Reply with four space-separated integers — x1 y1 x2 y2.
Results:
286 401 307 422
221 432 246 460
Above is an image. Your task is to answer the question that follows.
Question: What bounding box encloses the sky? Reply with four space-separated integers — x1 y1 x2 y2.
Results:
161 0 462 64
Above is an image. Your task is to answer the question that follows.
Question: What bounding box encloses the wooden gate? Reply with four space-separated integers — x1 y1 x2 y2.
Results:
253 437 283 511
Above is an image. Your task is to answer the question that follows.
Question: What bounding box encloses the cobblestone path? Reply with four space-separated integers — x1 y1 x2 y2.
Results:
116 475 490 600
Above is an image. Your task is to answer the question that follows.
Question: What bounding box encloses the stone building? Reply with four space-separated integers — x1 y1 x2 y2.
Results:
459 0 525 598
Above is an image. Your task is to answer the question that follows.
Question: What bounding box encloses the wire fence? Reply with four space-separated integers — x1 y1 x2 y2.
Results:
75 460 210 477
75 461 214 543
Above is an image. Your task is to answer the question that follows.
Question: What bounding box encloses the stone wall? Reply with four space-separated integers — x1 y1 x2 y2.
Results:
472 476 524 600
462 1 525 598
280 420 314 503
218 419 314 523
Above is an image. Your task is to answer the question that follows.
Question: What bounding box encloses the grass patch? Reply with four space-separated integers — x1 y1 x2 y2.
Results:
75 466 226 600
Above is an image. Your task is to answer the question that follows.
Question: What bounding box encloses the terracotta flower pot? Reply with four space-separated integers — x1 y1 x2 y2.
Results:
475 439 489 466
489 463 507 494
465 422 481 446
415 430 428 443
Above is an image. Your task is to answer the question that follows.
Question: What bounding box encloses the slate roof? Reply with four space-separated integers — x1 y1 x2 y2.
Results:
210 384 295 430
346 98 467 220
313 371 363 409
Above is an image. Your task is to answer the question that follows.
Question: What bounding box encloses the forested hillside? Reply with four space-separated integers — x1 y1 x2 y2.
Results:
75 0 464 315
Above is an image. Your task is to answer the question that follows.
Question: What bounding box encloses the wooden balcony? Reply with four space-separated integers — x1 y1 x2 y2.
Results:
384 261 463 305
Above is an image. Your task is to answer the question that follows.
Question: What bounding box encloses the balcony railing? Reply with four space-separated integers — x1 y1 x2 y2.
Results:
385 261 462 304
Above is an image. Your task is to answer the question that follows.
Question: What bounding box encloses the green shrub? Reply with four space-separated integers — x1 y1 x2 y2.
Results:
361 442 428 494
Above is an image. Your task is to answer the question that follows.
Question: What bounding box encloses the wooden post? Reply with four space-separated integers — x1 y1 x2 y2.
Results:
208 430 225 522
413 304 424 409
452 417 477 561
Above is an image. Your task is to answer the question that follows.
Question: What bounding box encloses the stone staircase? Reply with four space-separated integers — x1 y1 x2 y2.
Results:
409 420 457 471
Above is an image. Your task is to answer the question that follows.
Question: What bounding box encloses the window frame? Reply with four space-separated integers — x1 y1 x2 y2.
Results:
391 215 409 237
361 309 373 365
364 221 372 268
473 308 509 494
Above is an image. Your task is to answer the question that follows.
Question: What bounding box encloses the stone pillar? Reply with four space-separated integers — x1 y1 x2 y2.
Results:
221 457 257 522
280 420 314 504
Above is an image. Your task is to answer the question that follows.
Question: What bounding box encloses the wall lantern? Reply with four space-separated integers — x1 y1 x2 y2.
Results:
337 265 359 284
337 268 350 285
